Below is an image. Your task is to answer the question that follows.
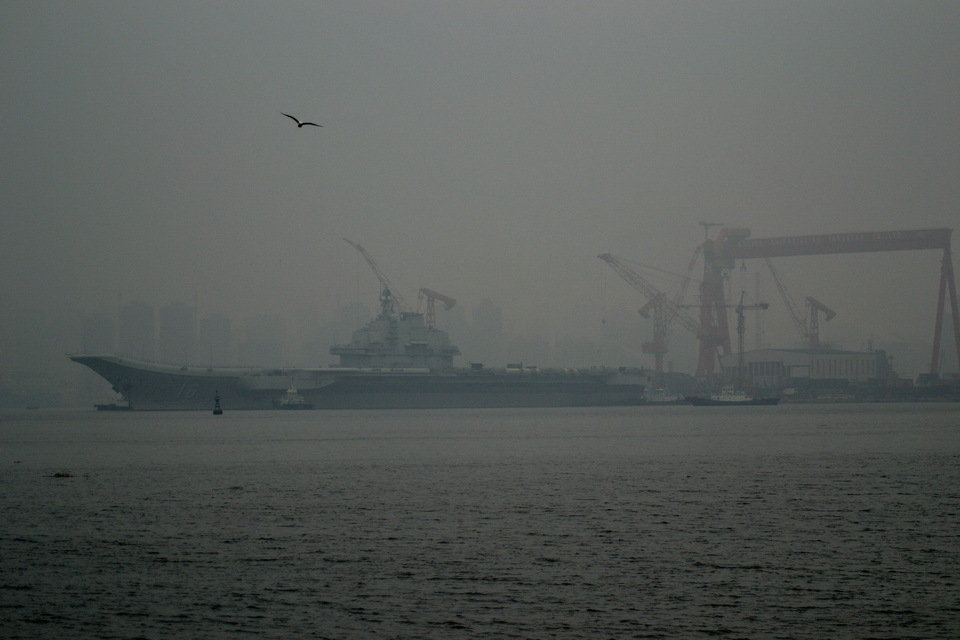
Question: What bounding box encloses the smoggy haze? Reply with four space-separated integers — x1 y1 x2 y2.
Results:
2 2 958 393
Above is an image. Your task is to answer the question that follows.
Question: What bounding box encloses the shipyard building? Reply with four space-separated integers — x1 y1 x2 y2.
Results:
719 348 892 392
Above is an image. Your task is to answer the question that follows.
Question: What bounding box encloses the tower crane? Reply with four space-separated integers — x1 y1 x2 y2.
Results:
763 258 836 349
732 291 769 387
343 238 409 316
598 253 701 379
681 290 770 381
417 288 456 328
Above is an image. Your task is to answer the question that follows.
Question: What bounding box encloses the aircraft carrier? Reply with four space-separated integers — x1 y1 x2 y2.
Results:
70 288 648 411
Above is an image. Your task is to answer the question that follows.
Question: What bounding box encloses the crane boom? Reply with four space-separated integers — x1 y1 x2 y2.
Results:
597 254 701 335
763 258 806 340
806 296 835 322
763 258 838 349
418 288 457 328
673 245 702 311
805 296 836 349
733 291 768 386
724 228 951 259
343 238 408 311
599 253 703 380
418 288 456 310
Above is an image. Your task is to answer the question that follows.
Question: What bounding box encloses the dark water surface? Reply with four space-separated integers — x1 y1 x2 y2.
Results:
2 403 959 639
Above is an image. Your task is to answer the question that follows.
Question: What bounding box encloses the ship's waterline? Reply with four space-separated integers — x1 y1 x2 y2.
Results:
70 289 648 410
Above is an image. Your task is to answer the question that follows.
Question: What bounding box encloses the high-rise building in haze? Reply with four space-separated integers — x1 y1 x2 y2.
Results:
198 313 233 366
240 314 285 365
80 313 115 354
466 299 506 365
117 301 155 361
157 302 196 364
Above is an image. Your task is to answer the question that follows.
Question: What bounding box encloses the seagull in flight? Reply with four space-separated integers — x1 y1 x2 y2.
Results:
282 113 322 128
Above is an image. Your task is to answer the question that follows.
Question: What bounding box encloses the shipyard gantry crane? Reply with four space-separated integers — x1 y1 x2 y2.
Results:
598 253 701 379
417 288 456 328
763 258 836 349
695 227 959 377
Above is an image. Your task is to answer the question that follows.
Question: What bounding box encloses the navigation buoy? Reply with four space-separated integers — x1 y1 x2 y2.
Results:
213 392 223 415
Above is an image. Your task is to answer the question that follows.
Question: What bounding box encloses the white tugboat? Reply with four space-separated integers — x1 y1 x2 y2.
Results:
687 291 780 406
275 387 314 410
643 387 684 405
687 384 779 406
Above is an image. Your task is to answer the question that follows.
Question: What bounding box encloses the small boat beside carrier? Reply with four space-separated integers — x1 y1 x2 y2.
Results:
643 387 685 405
687 385 779 406
274 387 314 410
687 291 779 406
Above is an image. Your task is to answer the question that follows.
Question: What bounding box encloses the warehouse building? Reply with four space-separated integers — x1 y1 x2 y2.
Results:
719 348 892 390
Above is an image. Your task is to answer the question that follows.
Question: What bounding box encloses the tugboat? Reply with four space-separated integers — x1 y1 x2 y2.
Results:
643 387 685 405
95 396 132 411
687 385 779 406
275 387 314 410
213 391 223 415
687 291 780 406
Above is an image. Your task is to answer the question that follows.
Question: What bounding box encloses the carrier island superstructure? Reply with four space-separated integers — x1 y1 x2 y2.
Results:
70 287 648 410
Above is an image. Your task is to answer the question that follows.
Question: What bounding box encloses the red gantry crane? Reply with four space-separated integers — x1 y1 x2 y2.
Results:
694 227 959 377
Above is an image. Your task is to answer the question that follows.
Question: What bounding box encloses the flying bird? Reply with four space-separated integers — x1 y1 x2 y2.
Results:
282 113 322 128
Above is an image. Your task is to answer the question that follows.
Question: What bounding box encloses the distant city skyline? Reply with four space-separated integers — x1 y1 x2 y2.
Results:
2 2 958 404
1 284 942 407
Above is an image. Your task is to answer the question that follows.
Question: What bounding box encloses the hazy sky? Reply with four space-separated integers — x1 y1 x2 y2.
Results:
2 1 958 371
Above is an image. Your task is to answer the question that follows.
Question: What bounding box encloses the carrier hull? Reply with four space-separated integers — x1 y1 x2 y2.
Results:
687 396 780 406
70 355 648 411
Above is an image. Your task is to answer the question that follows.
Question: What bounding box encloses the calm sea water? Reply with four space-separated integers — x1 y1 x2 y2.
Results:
1 403 959 639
